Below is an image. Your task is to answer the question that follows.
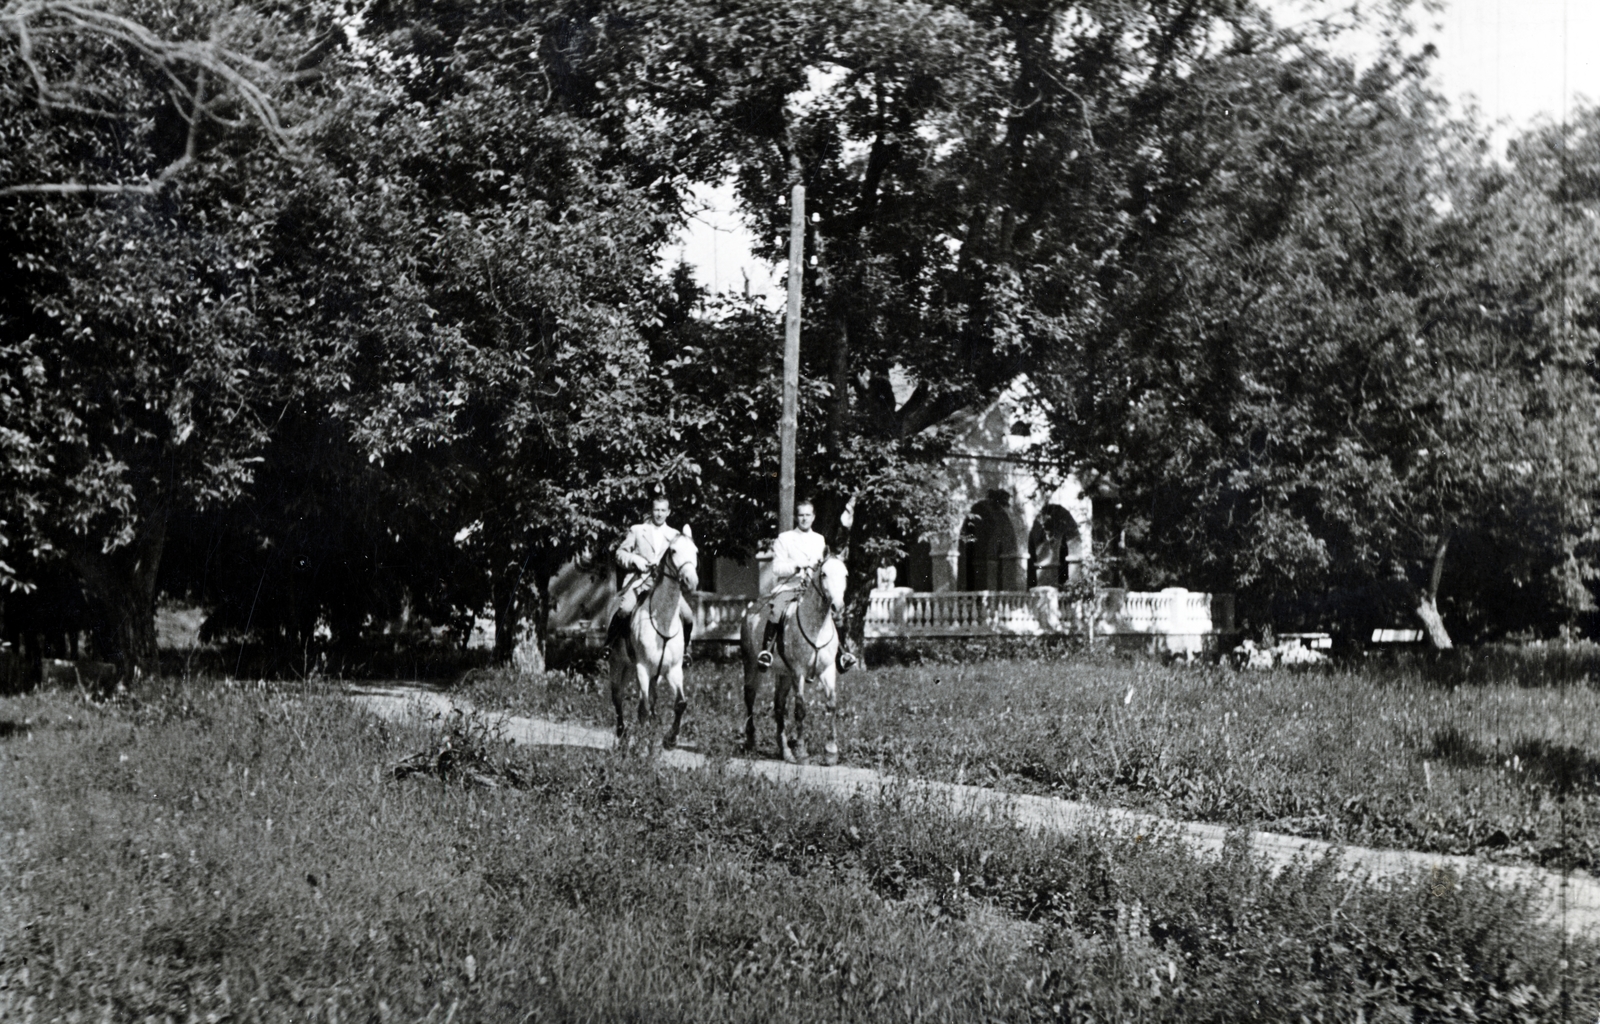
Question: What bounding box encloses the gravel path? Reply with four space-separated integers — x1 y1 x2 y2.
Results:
353 687 1600 940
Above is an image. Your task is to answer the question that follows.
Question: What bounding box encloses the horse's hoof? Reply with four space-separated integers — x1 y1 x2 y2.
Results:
823 744 839 767
662 734 678 751
789 740 809 765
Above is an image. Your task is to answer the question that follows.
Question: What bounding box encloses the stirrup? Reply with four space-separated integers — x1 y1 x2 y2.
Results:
756 649 774 671
838 649 857 673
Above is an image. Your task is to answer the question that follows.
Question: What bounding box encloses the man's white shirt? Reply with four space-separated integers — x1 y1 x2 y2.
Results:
770 528 827 592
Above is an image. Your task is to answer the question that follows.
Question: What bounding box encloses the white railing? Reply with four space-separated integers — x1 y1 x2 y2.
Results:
864 589 1063 637
1100 589 1222 636
860 587 1233 640
576 588 1235 645
689 594 755 641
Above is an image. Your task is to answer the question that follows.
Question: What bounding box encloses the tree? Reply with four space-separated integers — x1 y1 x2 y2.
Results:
601 0 1278 636
283 0 699 663
1033 17 1600 647
0 0 449 676
0 0 308 197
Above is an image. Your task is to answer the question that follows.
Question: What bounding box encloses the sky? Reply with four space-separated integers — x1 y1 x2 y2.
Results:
667 0 1600 304
1289 0 1600 130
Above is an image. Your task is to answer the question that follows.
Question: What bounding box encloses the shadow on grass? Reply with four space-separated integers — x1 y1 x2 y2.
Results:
1430 725 1600 797
1375 643 1600 690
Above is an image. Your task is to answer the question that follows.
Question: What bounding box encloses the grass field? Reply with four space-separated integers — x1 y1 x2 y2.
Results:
462 648 1600 876
2 678 1595 1022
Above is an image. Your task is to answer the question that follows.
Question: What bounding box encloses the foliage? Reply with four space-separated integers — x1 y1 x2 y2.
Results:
8 0 1600 666
391 706 531 788
2 681 1594 1021
584 0 1321 641
1035 19 1600 644
0 0 487 677
175 0 704 662
0 0 399 676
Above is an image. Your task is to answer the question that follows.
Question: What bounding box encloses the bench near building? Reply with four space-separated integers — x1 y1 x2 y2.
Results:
549 377 1236 656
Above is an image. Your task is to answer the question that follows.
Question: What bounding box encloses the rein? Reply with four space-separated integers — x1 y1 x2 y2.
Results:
638 543 691 642
792 563 838 654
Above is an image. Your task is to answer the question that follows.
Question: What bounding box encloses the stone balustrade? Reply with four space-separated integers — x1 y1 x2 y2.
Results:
677 587 1235 648
690 594 754 641
864 589 1061 637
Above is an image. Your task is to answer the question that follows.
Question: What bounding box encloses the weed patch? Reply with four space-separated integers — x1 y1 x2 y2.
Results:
391 707 531 789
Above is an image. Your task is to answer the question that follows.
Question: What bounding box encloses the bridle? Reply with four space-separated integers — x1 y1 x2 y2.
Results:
649 539 693 590
793 558 842 653
634 539 694 656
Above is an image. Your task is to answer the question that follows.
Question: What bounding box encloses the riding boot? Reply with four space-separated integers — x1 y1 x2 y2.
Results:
756 620 778 671
604 610 628 651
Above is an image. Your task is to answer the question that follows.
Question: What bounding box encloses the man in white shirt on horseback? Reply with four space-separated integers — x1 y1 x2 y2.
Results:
606 494 694 651
756 499 856 673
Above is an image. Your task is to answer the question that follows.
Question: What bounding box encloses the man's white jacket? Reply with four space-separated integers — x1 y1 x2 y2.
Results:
616 522 681 591
770 528 827 594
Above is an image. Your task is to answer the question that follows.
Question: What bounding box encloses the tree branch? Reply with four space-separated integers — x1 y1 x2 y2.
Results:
2 0 304 195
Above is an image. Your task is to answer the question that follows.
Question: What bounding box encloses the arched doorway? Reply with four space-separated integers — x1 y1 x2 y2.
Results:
903 539 934 592
1028 504 1083 588
958 494 1023 592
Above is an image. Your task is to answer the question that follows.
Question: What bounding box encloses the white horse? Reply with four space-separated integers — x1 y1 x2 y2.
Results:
609 532 698 753
739 556 848 766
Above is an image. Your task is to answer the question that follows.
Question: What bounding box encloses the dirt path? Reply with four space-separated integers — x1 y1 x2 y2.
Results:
352 687 1600 940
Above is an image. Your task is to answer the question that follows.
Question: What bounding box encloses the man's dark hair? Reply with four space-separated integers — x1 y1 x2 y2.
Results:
796 498 815 511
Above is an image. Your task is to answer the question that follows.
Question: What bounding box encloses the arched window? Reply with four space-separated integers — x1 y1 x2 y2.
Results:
1028 505 1082 588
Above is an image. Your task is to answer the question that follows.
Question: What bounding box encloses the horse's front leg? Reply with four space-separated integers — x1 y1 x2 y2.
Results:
742 666 760 753
787 672 810 766
742 631 761 753
774 671 794 763
818 660 841 767
633 657 656 756
662 640 687 750
609 650 630 748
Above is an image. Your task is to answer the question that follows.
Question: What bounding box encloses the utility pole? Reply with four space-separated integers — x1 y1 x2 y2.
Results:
779 168 805 534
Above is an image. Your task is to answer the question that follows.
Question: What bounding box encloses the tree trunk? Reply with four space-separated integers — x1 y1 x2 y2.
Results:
67 505 169 683
1414 528 1453 650
842 571 872 650
532 568 551 662
491 555 526 666
826 309 850 456
513 557 551 676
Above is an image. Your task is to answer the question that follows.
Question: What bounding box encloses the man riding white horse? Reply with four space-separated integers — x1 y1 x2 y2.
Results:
755 498 856 674
605 494 694 651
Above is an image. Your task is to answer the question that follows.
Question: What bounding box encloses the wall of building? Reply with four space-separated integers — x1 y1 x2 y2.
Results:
907 378 1093 594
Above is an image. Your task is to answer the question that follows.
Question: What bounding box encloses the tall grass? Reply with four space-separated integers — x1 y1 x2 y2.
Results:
2 679 1595 1022
464 650 1600 872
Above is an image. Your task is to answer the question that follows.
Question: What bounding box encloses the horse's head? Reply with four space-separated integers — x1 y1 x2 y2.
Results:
816 556 848 616
662 532 699 592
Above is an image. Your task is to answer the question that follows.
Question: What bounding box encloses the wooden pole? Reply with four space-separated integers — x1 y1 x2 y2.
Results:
779 177 805 534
